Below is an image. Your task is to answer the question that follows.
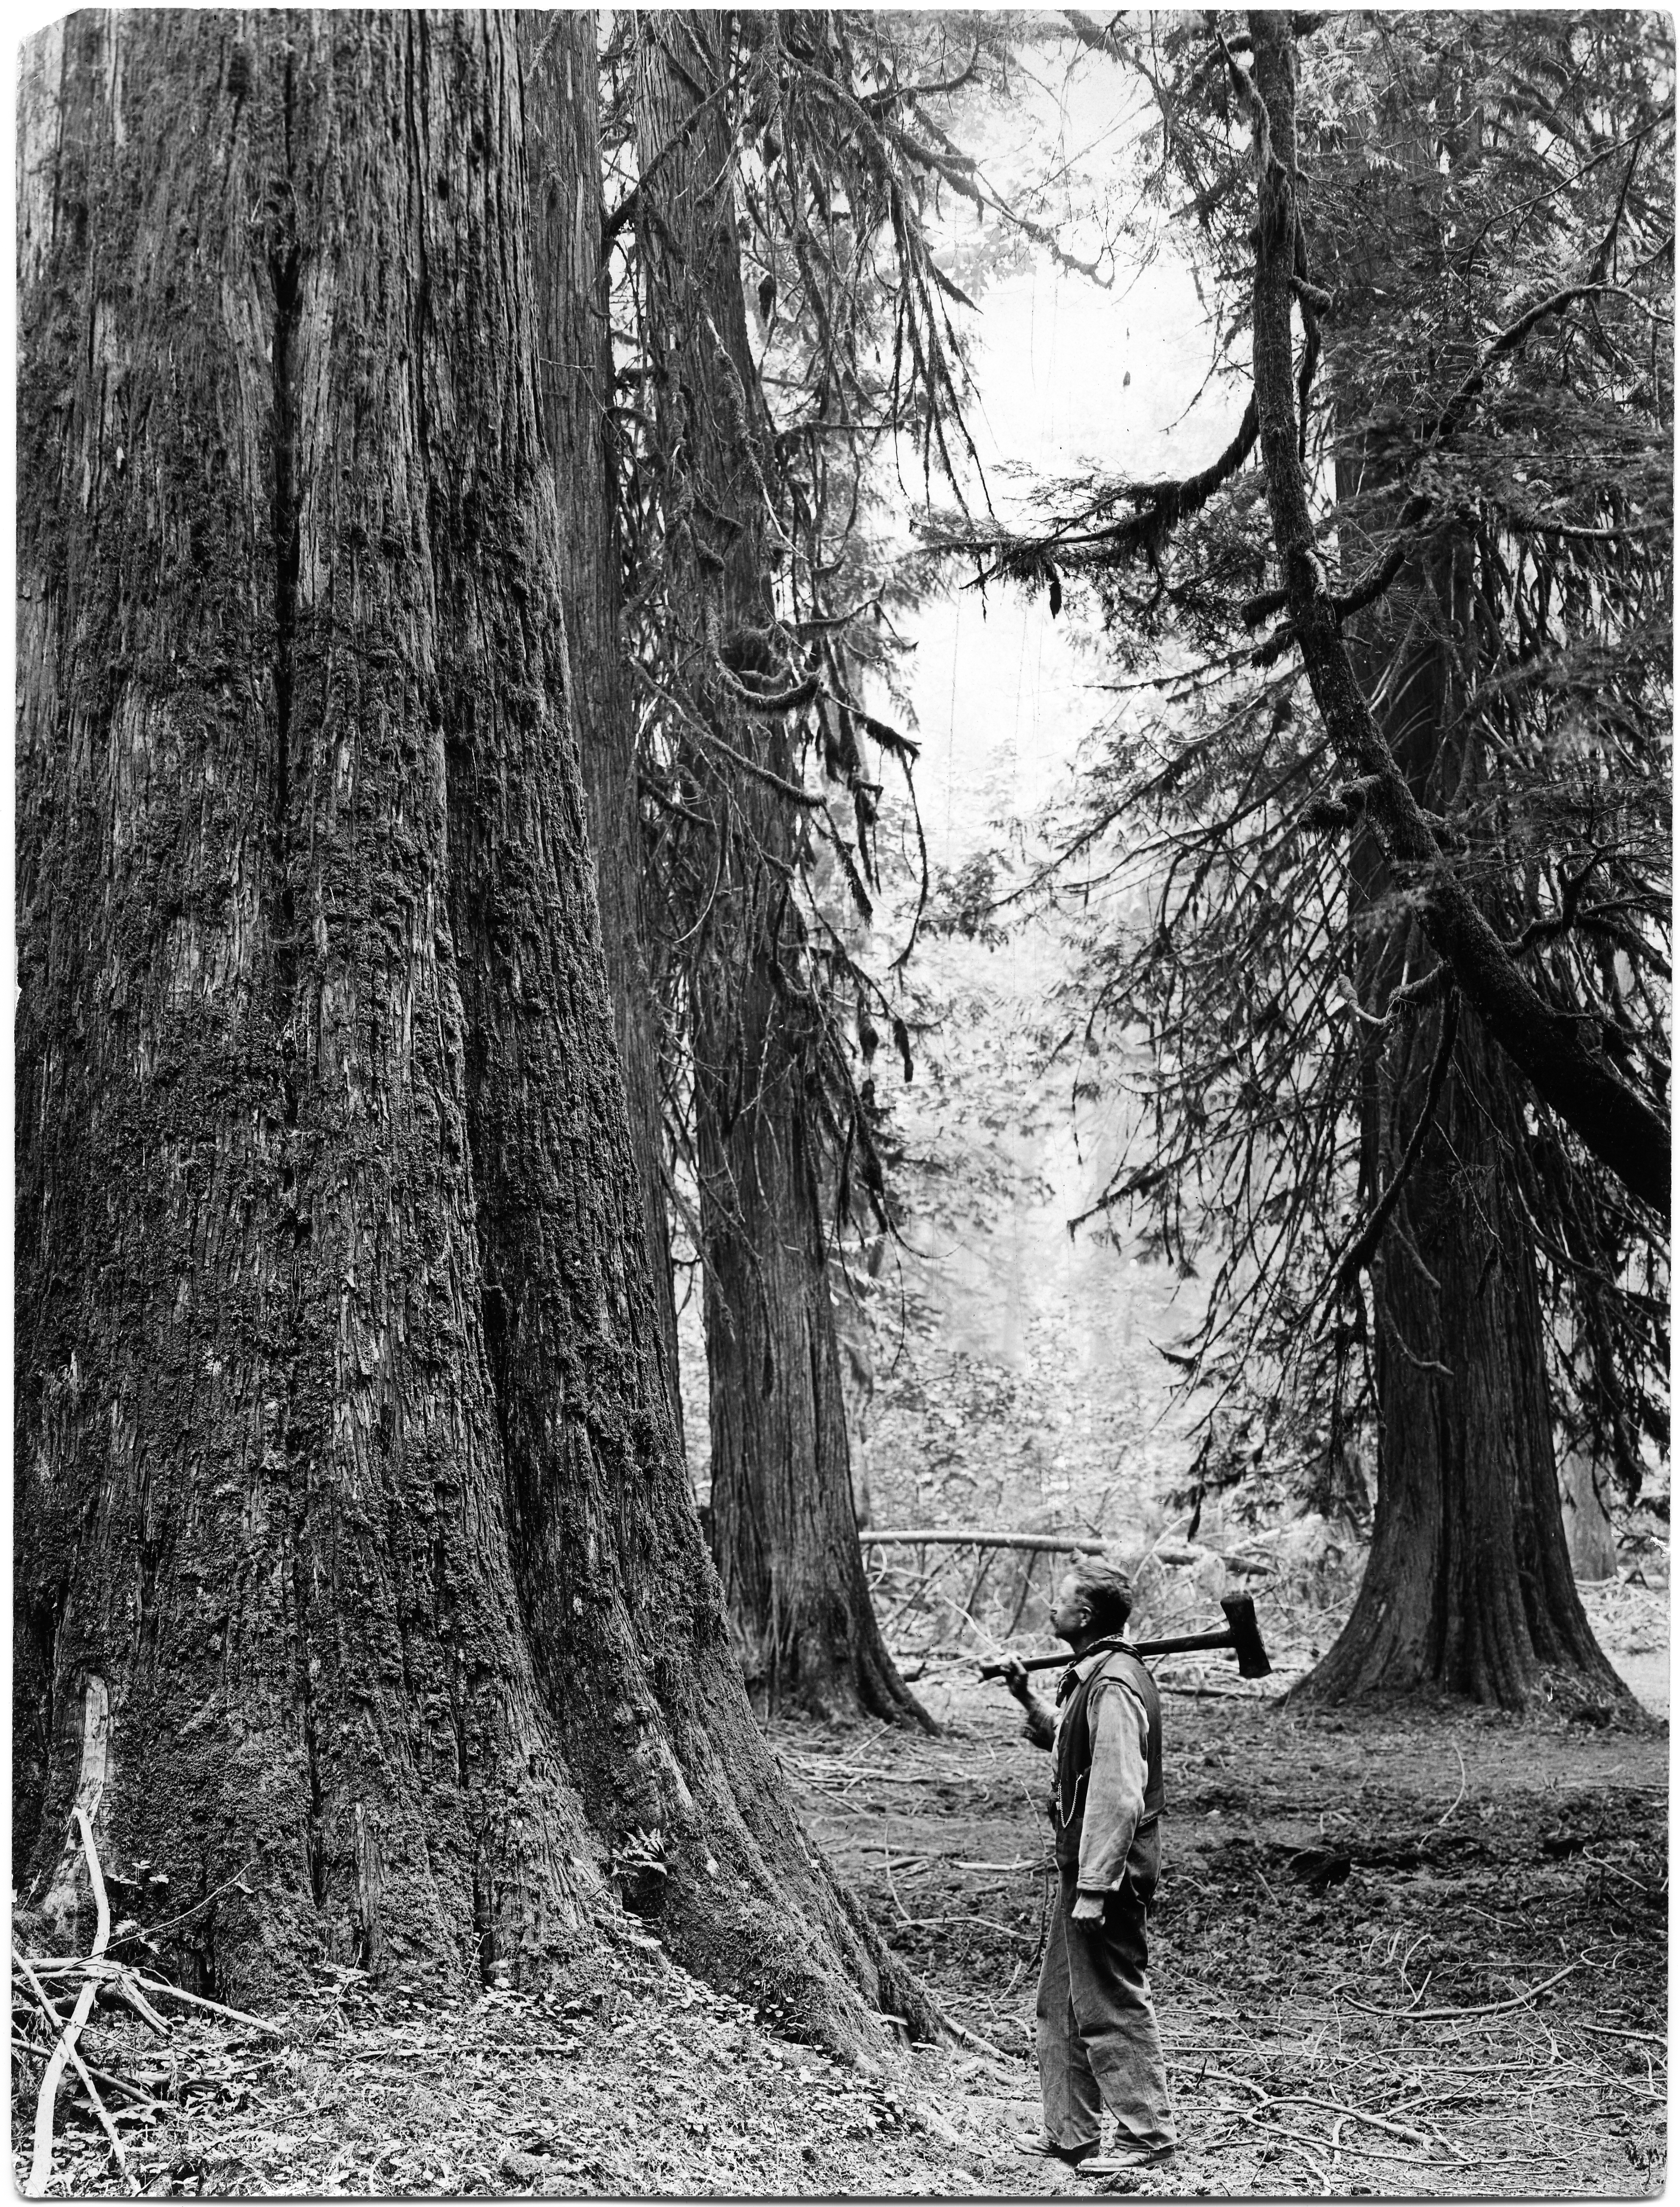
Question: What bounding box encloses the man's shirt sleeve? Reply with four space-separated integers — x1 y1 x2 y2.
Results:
1075 1669 1150 1893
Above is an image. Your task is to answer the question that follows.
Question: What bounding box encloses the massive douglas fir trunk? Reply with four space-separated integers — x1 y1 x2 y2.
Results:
1313 800 1625 1708
14 7 934 2044
634 12 928 1729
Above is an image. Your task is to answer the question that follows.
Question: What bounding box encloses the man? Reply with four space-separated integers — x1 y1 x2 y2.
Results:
1002 1561 1176 2174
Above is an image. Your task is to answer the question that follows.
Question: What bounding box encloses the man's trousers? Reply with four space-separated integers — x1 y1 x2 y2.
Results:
1035 1869 1175 2155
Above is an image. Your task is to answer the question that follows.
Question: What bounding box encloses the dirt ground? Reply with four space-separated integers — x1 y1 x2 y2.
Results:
15 1582 1668 2199
800 1646 1668 2198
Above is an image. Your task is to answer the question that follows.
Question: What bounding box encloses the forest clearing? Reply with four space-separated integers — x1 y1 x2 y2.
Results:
12 5 1670 2199
12 1569 1666 2197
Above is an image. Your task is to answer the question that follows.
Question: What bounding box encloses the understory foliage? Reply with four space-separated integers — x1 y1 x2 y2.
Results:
996 11 1671 1520
601 14 1115 1270
601 11 995 1264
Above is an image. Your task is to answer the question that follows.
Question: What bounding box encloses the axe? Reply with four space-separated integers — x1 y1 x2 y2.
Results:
977 1594 1272 1682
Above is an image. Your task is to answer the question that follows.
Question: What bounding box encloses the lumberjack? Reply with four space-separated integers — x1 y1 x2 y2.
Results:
1000 1563 1177 2173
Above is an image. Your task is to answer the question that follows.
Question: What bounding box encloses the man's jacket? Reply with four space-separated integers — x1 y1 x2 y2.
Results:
1052 1644 1163 1905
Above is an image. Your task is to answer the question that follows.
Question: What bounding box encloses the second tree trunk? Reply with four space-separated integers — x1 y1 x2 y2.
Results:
634 12 926 1726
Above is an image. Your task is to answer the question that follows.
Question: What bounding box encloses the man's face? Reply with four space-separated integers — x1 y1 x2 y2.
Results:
1051 1572 1091 1646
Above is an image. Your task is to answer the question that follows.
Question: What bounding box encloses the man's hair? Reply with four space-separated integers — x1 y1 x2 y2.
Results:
1068 1560 1135 1636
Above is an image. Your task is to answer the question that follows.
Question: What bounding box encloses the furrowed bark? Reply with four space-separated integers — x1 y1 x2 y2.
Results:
465 5 937 2047
15 9 594 1994
1246 12 1670 1226
1309 598 1627 1712
1310 1010 1629 1710
15 7 936 2047
522 12 683 1441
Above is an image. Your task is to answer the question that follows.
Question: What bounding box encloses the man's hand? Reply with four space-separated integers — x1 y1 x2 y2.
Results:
1000 1659 1055 1751
1070 1893 1105 1925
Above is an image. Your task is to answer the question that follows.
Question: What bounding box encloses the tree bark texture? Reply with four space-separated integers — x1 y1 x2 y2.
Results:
521 12 683 1440
634 13 928 1729
1245 12 1670 1225
15 9 932 2044
15 6 590 1995
1311 1002 1628 1709
1296 213 1627 1716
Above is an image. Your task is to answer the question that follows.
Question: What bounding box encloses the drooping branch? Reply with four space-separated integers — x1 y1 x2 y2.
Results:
923 395 1259 584
1245 10 1670 1225
1246 259 1673 652
1429 265 1672 452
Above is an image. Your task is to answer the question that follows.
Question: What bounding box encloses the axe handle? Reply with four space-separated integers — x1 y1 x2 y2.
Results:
1131 1628 1239 1660
976 1629 1238 1682
976 1651 1071 1679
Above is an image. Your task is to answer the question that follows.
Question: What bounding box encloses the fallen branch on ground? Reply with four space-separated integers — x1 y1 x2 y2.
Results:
1572 2018 1668 2048
28 1956 282 2036
24 1808 120 2194
860 1528 1109 1554
1336 1962 1580 2022
15 1824 289 2195
1206 2069 1465 2156
8 2028 166 2112
941 2013 1022 2066
14 1942 130 2180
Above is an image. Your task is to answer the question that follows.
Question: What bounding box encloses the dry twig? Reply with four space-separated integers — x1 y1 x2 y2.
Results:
1572 2017 1667 2048
12 1948 133 2176
1337 1961 1579 2023
1437 1743 1468 1827
29 1957 276 2036
26 1809 119 2194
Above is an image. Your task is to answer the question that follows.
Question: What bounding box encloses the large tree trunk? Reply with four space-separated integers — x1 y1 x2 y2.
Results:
1300 351 1627 1713
1309 1010 1627 1708
634 13 928 1728
15 3 581 1997
522 12 683 1439
14 8 934 2046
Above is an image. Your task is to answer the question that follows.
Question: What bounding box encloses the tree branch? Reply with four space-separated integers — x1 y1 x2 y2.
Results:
1245 10 1670 1223
926 397 1259 581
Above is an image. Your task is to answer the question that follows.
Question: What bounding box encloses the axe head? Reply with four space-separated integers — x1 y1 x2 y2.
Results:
1220 1593 1272 1679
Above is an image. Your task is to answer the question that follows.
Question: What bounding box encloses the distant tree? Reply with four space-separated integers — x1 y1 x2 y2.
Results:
945 10 1670 1707
13 7 934 2044
605 10 1010 1723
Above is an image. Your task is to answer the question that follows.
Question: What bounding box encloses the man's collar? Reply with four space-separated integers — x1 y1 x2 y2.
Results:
1055 1636 1131 1702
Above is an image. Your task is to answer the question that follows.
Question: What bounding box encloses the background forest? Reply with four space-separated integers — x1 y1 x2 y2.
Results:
666 9 1672 1700
11 6 1670 2198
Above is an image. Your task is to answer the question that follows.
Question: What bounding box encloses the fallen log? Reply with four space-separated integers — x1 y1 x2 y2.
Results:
859 1529 1108 1554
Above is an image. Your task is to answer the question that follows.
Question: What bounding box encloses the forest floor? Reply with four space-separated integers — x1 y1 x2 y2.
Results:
14 1581 1668 2200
